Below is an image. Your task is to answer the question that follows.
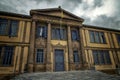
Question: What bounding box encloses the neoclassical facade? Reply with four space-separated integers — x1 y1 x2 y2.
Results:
0 7 120 77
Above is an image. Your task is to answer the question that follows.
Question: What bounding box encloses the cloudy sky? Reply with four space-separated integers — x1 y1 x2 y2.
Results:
0 0 120 29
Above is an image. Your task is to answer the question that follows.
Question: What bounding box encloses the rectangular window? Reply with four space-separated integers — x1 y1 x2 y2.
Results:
71 30 79 41
95 32 100 43
9 20 19 37
99 32 106 43
2 46 14 66
36 49 44 63
89 31 95 42
0 18 19 37
92 50 111 65
37 26 47 38
0 19 8 35
52 28 66 40
116 34 120 45
104 51 111 64
0 47 2 59
73 51 79 63
93 50 99 64
89 31 106 44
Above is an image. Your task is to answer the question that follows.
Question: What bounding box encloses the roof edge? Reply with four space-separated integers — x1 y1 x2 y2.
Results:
0 11 31 18
83 24 120 32
30 7 84 22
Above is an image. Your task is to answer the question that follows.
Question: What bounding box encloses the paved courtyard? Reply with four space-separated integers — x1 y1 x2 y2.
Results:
11 70 120 80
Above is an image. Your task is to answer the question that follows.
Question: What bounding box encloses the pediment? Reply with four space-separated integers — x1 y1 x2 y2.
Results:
30 7 84 22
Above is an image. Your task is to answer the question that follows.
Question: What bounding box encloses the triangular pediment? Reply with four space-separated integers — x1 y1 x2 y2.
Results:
30 7 84 22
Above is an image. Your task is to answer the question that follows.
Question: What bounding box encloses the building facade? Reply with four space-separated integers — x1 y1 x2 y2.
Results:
0 7 120 77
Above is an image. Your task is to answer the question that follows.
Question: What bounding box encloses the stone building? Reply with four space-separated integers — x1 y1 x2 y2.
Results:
0 7 120 77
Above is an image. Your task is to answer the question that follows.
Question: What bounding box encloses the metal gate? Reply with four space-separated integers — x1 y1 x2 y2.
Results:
55 49 64 71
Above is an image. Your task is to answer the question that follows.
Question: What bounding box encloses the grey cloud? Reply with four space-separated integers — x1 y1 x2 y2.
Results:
94 0 103 7
0 0 119 30
89 15 120 29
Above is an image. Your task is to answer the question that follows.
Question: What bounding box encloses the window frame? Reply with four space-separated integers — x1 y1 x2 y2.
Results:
36 49 44 64
52 27 66 40
0 46 15 67
73 50 80 63
116 34 120 45
92 50 111 65
36 25 47 39
0 18 19 37
71 29 79 41
89 30 106 44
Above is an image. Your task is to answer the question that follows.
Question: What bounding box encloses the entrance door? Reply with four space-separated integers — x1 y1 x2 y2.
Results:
55 49 64 71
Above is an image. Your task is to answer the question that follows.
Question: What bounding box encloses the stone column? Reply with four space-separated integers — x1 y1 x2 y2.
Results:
46 22 52 71
79 28 88 69
67 25 73 70
28 21 36 72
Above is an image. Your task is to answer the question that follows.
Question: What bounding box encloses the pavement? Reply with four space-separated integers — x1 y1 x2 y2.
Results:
11 70 120 80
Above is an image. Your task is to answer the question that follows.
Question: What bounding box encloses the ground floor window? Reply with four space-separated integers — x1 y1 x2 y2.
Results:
36 49 44 63
0 46 14 66
73 50 79 63
92 50 111 65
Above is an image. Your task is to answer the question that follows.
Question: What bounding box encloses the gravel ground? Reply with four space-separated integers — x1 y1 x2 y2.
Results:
11 70 120 80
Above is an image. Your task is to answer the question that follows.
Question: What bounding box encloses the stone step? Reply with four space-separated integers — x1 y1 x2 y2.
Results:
11 70 120 80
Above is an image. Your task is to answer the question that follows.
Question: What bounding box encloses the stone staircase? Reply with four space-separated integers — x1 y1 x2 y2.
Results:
11 70 120 80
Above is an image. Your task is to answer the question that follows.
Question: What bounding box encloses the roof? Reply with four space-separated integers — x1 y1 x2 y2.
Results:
30 7 84 22
0 11 31 19
83 24 120 32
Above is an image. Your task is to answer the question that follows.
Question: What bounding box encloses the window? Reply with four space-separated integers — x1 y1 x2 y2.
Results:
0 47 2 59
0 19 8 35
116 34 120 45
0 18 19 37
73 51 79 63
9 20 19 37
36 49 44 63
52 28 66 40
89 30 106 43
0 46 14 66
92 50 111 65
71 30 79 41
37 26 47 38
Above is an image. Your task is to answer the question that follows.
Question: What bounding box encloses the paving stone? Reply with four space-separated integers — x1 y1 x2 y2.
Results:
11 70 120 80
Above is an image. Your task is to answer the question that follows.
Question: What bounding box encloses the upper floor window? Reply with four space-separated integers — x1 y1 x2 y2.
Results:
36 49 44 63
71 30 79 41
52 28 66 40
92 50 111 65
0 46 14 66
0 18 19 37
0 19 8 35
73 50 79 63
37 26 47 38
89 30 106 44
116 34 120 45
